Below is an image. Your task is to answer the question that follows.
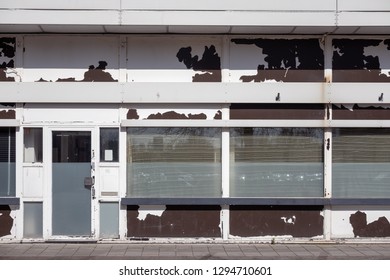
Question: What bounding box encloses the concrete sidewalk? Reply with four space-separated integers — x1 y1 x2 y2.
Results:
0 242 390 259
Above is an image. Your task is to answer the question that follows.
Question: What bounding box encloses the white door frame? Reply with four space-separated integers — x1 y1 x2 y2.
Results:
46 126 98 240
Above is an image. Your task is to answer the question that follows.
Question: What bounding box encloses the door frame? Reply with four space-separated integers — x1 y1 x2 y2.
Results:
47 126 97 240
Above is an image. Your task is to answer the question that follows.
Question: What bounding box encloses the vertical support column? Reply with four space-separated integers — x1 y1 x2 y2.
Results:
221 105 230 240
14 105 23 240
323 35 333 241
14 35 24 240
220 36 231 240
118 36 128 240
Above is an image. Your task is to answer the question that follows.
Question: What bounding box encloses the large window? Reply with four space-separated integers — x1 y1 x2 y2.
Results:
127 127 222 197
333 128 390 198
230 128 324 197
0 128 16 197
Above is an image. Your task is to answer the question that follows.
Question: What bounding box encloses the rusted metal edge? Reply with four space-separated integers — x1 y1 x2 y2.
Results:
121 197 390 206
0 197 20 205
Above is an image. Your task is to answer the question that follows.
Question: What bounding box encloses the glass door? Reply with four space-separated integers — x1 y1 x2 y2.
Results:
52 131 92 236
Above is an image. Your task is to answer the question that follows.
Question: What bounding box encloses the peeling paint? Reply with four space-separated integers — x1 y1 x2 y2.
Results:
147 111 207 120
230 206 323 238
0 110 15 119
0 37 16 82
333 39 390 82
231 38 324 82
350 211 390 237
36 61 117 82
127 205 221 238
333 104 390 119
137 205 166 221
0 206 13 237
127 109 139 119
213 110 222 120
176 45 222 82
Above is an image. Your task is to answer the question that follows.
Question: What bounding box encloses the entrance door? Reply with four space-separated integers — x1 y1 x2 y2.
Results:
52 131 93 236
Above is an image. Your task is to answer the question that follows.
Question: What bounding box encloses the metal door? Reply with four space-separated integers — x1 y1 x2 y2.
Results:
52 131 93 236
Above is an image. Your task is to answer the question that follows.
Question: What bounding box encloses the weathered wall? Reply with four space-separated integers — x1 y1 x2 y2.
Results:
0 37 16 82
127 205 221 238
230 206 323 238
331 207 390 238
0 206 15 239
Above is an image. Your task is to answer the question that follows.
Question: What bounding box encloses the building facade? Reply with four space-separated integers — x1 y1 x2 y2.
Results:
1 1 390 242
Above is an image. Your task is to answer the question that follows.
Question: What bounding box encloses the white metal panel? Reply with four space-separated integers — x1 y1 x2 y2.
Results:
0 120 20 127
99 167 119 194
0 1 121 10
0 83 123 103
337 12 390 27
338 0 390 11
22 166 43 198
127 36 222 82
121 119 327 128
23 36 119 83
121 11 336 27
0 10 119 25
22 104 119 124
121 0 337 11
330 83 390 104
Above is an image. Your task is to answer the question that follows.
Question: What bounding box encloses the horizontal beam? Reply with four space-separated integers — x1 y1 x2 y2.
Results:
2 82 390 104
0 197 20 206
121 197 390 206
0 120 20 127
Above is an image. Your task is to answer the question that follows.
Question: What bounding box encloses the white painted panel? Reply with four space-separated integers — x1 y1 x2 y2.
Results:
127 36 222 82
331 206 390 238
121 0 336 11
23 166 43 198
337 12 390 26
338 0 390 11
1 0 120 10
99 167 119 193
22 104 119 124
0 10 119 25
23 36 119 82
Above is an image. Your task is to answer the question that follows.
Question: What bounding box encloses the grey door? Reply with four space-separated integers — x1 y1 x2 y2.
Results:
52 131 92 236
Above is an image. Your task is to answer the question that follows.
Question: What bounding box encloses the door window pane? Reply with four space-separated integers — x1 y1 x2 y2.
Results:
127 127 222 197
230 128 324 197
0 128 15 197
100 128 119 162
333 128 390 198
52 131 91 163
24 128 43 163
